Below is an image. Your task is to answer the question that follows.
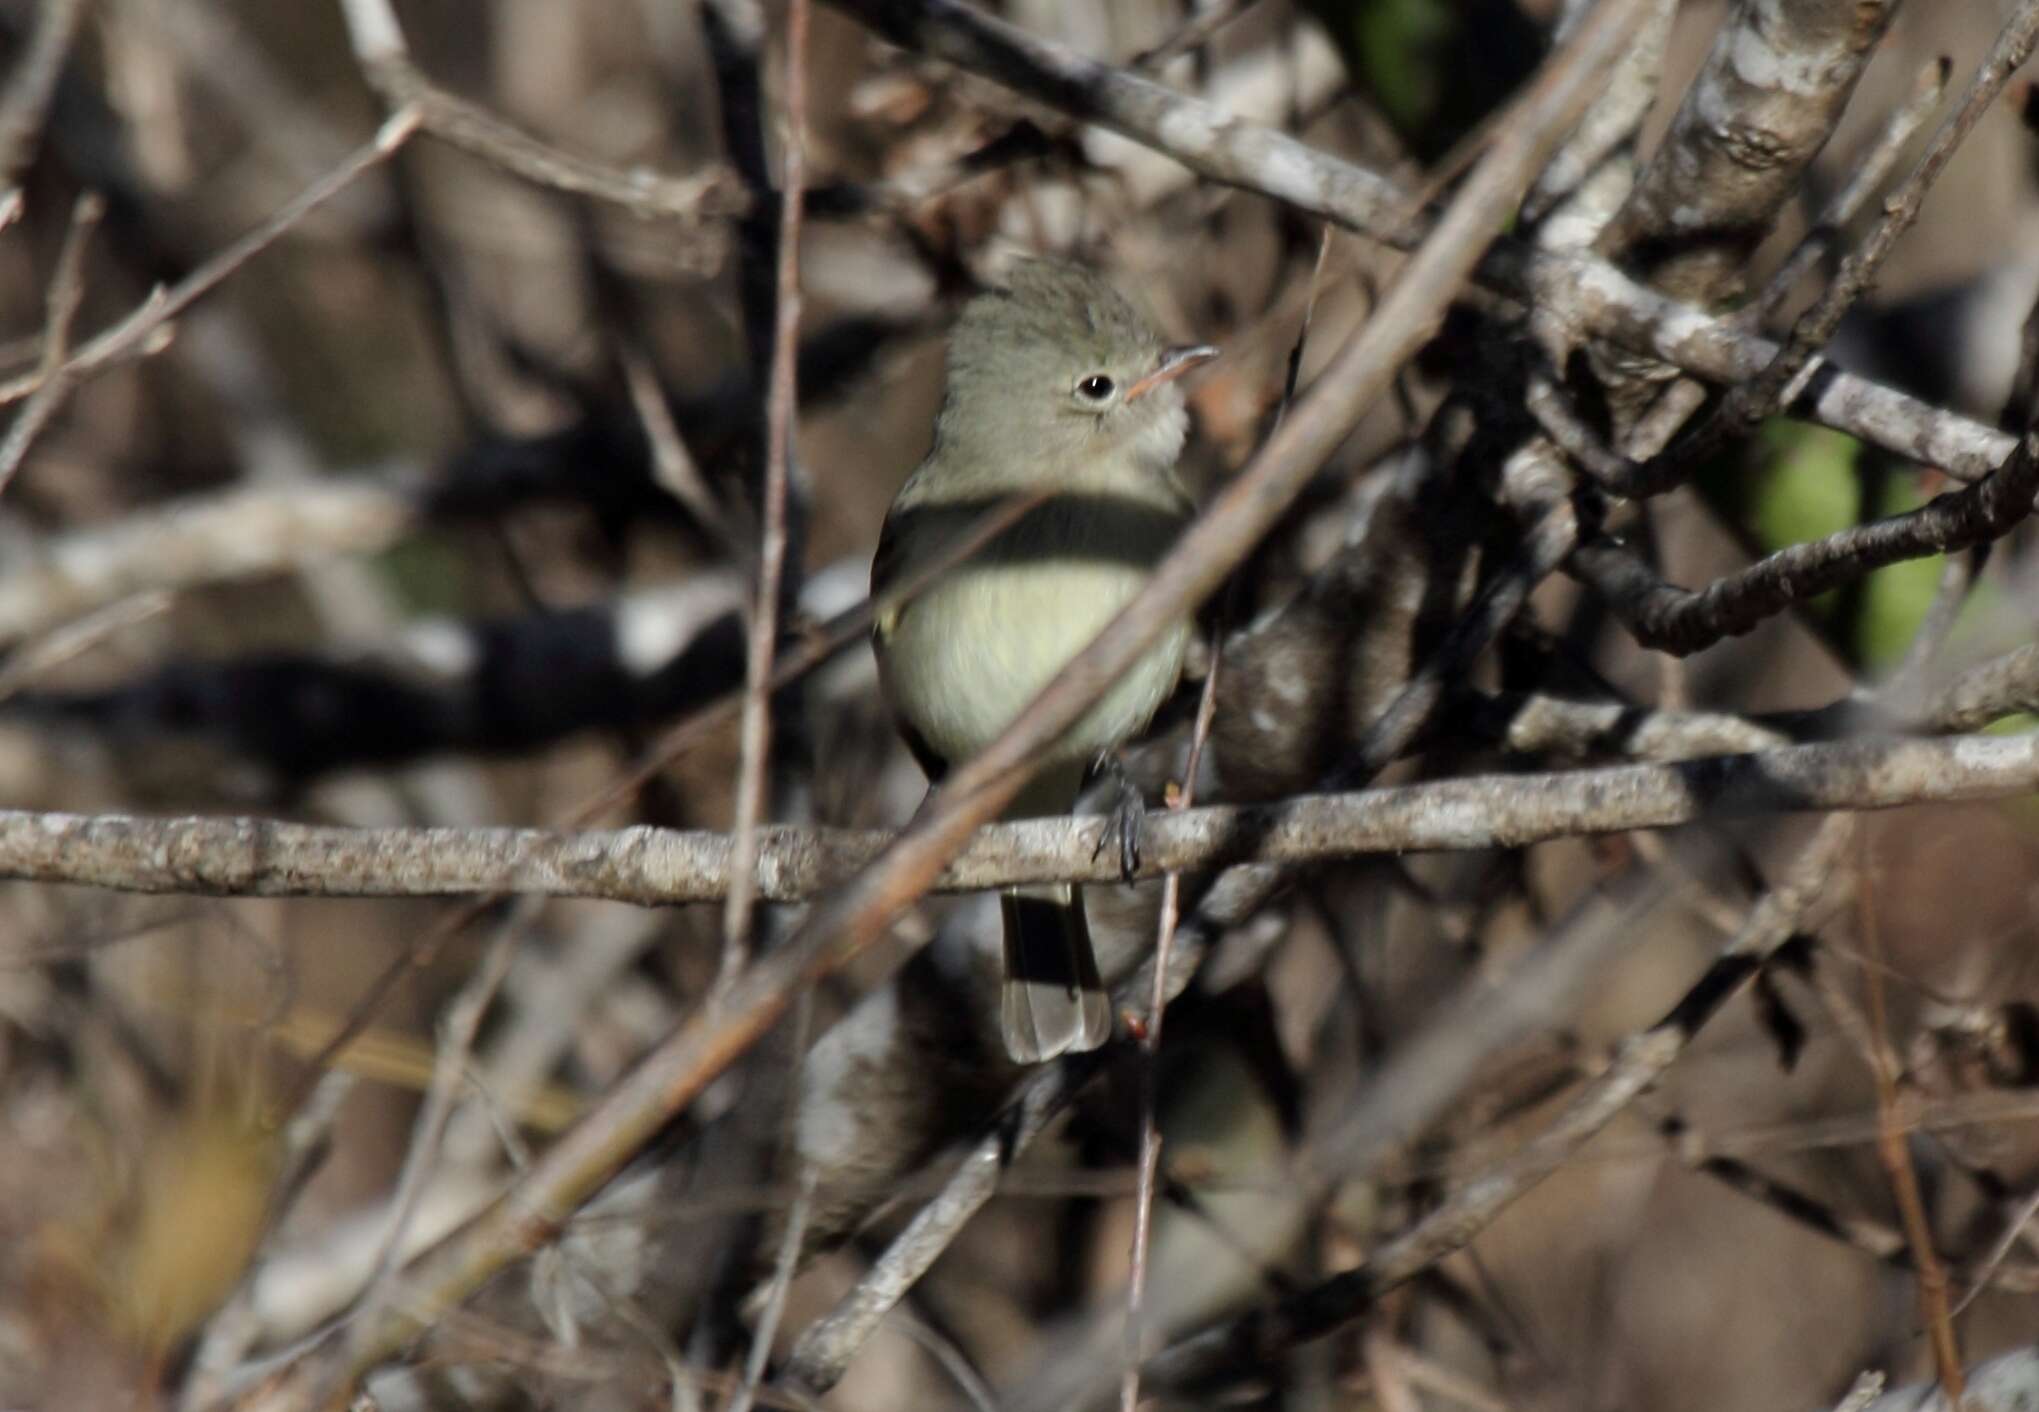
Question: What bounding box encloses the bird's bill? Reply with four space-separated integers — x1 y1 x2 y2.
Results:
1122 343 1220 402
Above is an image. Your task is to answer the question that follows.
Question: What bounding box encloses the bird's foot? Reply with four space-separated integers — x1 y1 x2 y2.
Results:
1089 750 1146 881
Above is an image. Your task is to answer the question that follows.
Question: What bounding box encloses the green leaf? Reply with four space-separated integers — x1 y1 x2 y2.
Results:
1747 422 1859 549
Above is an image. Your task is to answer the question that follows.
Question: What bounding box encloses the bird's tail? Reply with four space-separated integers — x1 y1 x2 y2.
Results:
1000 881 1110 1062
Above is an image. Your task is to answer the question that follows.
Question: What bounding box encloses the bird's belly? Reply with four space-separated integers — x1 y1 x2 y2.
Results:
880 557 1188 769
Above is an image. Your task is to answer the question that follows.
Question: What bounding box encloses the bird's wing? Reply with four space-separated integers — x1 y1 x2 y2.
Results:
869 498 912 645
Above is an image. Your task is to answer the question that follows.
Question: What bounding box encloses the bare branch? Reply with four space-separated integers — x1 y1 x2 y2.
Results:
720 0 813 987
1570 427 2039 656
0 190 98 498
1597 0 1900 305
1519 248 2017 479
8 731 2039 907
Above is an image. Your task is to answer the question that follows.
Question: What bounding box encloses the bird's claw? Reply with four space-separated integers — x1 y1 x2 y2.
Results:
1089 751 1146 882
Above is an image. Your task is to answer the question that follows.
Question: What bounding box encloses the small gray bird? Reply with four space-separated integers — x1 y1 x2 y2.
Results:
871 259 1217 1062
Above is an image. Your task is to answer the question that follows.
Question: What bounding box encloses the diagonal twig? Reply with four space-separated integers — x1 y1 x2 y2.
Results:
1755 57 1953 323
0 190 99 499
0 108 422 413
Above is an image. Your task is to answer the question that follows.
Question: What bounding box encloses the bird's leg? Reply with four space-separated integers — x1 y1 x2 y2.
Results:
1089 749 1147 881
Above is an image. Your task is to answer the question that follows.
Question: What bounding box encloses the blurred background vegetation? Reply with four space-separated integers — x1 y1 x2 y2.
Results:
3 1 2039 1408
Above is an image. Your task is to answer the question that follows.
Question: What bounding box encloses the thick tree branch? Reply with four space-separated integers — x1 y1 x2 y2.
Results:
1585 0 1899 449
1597 0 1899 305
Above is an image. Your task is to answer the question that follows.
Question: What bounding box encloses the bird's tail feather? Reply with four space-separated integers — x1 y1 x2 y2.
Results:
1000 882 1111 1063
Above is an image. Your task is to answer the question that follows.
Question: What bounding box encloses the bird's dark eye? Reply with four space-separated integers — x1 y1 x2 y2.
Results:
1077 374 1115 401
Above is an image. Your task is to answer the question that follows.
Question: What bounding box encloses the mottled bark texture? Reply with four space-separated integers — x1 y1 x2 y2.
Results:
1599 0 1901 304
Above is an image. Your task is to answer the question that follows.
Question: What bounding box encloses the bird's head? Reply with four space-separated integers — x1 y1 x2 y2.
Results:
936 259 1217 481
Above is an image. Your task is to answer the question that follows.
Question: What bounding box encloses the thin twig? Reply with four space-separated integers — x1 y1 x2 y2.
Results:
780 1049 1100 1394
181 1072 359 1410
0 108 422 411
1118 621 1217 1412
1671 1139 2039 1296
336 0 740 232
1120 222 1330 1412
1645 1086 2039 1172
1951 1185 2039 1318
719 0 811 990
1390 1339 1511 1412
888 1313 999 1412
0 190 99 498
1755 57 1952 321
1362 1325 1424 1412
0 0 88 197
0 590 168 704
340 913 524 1374
620 342 738 554
1339 469 1581 784
1859 837 1966 1402
727 1167 816 1412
